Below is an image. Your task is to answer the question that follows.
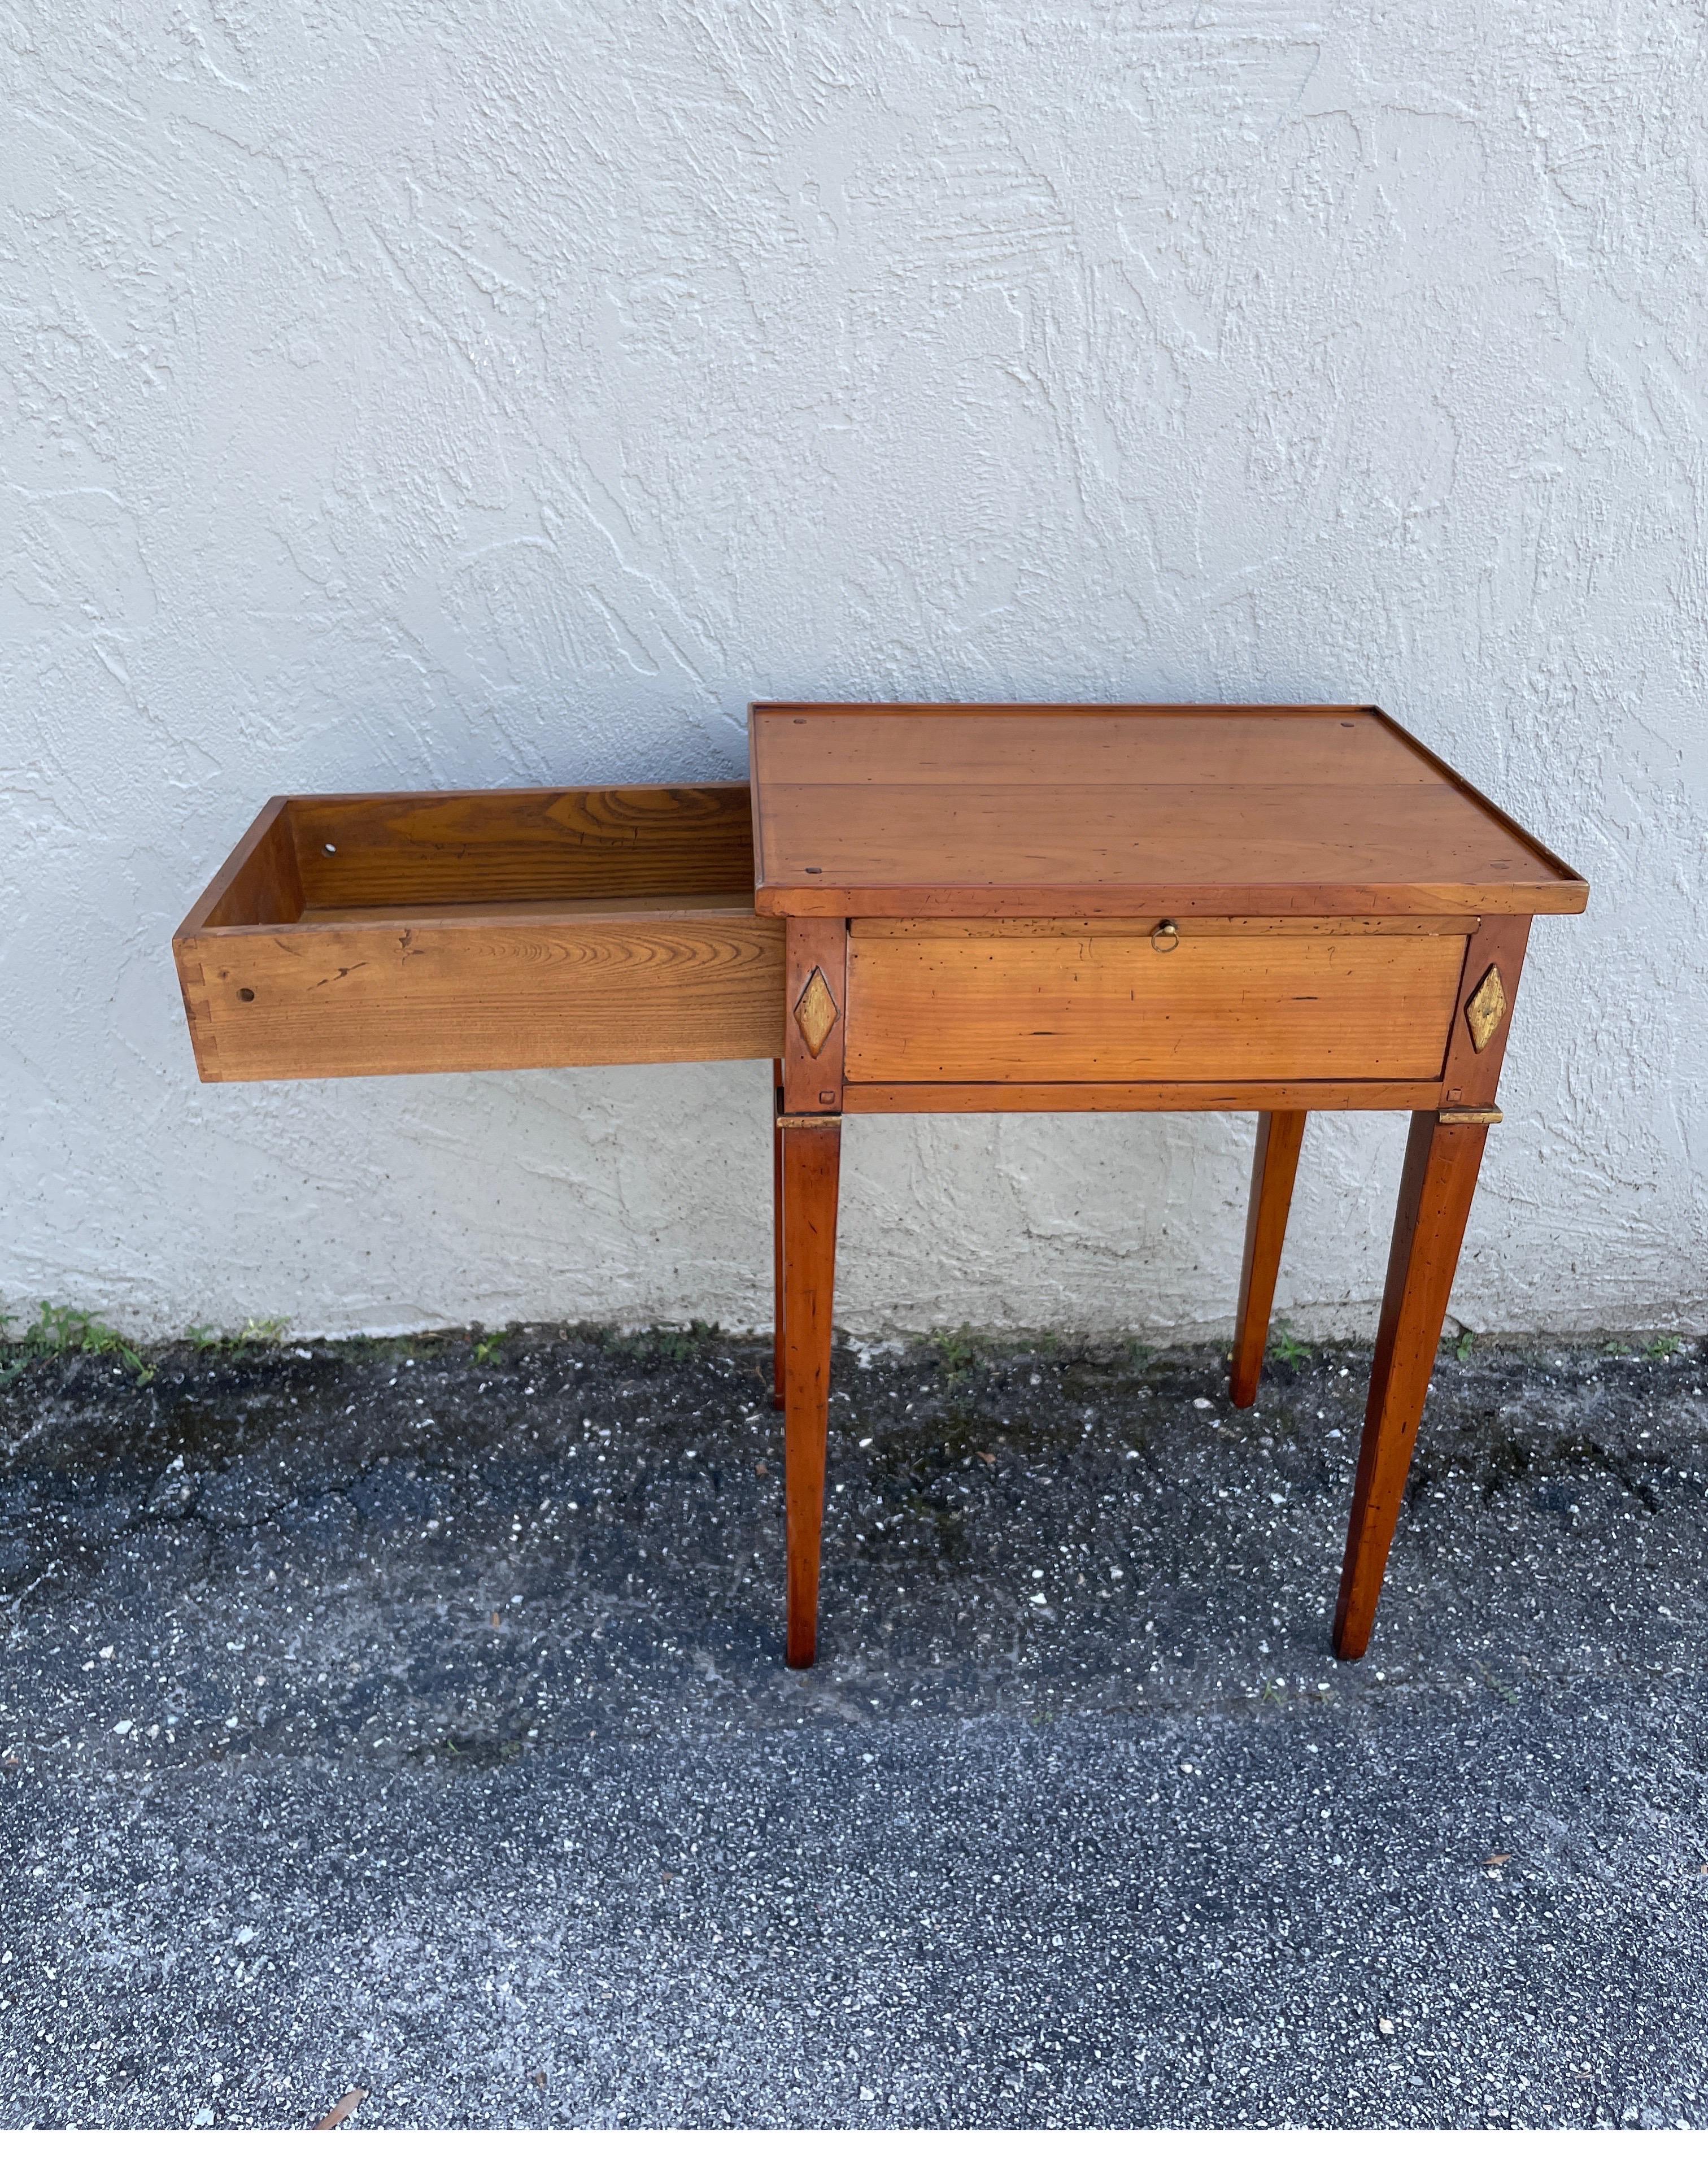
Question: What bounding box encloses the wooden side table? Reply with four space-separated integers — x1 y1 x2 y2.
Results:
173 704 1586 1670
748 704 1587 1667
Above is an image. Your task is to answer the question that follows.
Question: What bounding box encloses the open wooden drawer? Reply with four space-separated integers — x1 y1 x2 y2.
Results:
173 787 784 1082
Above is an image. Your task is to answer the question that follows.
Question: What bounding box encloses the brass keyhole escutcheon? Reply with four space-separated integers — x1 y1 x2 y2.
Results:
1151 920 1180 954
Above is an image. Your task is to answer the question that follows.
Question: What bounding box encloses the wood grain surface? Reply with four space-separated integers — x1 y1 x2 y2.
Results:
1230 1111 1308 1408
844 926 1466 1083
839 1079 1448 1113
755 707 1444 785
1334 1111 1492 1658
180 799 304 932
177 913 784 1081
286 785 755 911
173 785 781 1084
782 917 848 1114
750 704 1588 918
781 1119 842 1669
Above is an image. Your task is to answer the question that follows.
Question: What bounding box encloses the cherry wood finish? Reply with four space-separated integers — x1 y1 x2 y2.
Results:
750 703 1581 1669
780 1120 842 1668
176 705 1585 1671
1334 1111 1492 1659
289 786 754 908
772 1063 786 1411
189 799 306 929
842 1079 1445 1115
1230 1112 1308 1408
782 917 848 1114
1440 916 1531 1109
173 787 783 1083
844 924 1465 1083
750 706 1588 920
178 913 783 1082
755 709 1445 787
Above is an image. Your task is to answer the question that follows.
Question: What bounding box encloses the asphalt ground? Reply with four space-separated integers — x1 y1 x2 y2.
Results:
2 1325 1706 2129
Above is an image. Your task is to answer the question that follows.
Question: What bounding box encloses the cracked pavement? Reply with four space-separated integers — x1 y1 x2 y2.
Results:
2 1325 1706 2127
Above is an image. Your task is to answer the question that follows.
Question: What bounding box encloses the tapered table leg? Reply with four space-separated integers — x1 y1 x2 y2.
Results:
781 1118 841 1668
1333 1111 1489 1660
1230 1111 1307 1408
771 1063 785 1411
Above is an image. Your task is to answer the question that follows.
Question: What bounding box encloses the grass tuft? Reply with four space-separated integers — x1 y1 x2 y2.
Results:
930 1328 983 1386
1268 1322 1309 1368
2 1302 155 1385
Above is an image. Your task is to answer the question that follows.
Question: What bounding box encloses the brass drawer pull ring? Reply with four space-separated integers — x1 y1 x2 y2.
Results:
1151 920 1180 954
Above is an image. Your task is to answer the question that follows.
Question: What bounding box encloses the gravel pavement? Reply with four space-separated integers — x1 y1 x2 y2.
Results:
2 1325 1706 2129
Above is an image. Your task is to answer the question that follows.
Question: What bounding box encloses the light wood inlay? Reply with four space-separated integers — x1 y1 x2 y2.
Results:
1465 962 1509 1052
792 966 840 1059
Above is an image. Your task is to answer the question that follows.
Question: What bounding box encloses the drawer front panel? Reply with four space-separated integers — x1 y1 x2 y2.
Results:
177 913 785 1082
844 922 1465 1083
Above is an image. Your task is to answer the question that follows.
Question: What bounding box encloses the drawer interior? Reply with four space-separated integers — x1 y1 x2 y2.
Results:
194 786 757 924
176 786 783 1083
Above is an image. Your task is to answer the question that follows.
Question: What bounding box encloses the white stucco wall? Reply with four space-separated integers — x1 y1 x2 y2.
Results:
3 4 1703 1343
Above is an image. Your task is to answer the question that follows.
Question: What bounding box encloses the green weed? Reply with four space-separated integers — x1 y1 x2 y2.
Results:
3 1302 155 1385
1472 1657 1519 1708
182 1317 288 1353
1268 1322 1309 1368
1455 1329 1476 1362
653 1320 720 1363
608 1320 721 1364
1645 1335 1682 1361
931 1329 982 1385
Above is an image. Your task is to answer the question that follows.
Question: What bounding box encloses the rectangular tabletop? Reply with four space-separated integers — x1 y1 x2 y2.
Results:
748 704 1587 919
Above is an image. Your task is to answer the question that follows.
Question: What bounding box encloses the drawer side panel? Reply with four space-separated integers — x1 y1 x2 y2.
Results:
179 915 785 1081
291 786 754 909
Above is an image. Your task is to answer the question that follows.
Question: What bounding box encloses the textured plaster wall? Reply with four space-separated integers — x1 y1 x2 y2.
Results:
3 3 1704 1342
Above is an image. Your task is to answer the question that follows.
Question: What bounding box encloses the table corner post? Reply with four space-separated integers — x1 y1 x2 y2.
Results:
778 916 848 1668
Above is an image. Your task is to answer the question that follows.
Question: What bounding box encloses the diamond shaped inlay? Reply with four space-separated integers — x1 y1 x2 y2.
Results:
793 966 840 1059
1465 963 1507 1053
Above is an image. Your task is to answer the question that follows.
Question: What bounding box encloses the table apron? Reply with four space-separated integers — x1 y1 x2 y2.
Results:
840 1080 1449 1115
